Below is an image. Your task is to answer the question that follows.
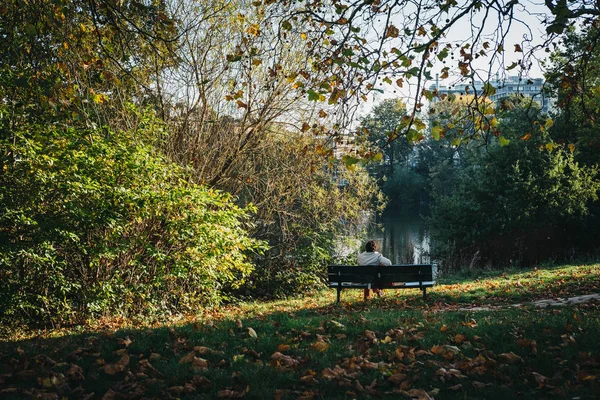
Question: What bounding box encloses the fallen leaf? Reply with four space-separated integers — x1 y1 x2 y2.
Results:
448 383 463 390
193 375 213 389
102 363 125 375
472 381 486 389
311 341 329 352
364 330 377 341
270 352 299 369
236 319 243 329
440 325 448 333
300 374 319 385
193 357 208 369
277 344 291 352
66 364 84 381
117 337 132 347
387 373 408 385
454 334 466 344
498 352 523 364
179 351 197 364
406 388 433 399
117 354 129 366
247 328 257 338
531 372 548 387
217 389 246 398
102 389 117 400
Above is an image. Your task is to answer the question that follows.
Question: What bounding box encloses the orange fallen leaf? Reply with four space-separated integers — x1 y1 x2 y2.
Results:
193 357 208 369
311 341 329 352
117 354 129 366
387 373 408 385
440 324 448 333
300 374 319 385
277 344 291 352
454 334 466 344
102 363 125 375
179 351 196 364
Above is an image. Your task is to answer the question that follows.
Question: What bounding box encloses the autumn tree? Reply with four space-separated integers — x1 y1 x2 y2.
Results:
242 0 600 150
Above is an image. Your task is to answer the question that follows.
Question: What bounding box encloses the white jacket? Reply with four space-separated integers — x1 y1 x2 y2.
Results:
357 251 392 266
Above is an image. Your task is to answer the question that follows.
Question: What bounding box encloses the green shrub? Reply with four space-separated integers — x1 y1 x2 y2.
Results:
428 125 600 269
0 121 263 326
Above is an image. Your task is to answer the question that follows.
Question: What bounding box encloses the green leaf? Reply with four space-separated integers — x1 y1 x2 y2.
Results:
437 47 449 61
307 90 321 102
281 21 292 31
483 83 496 97
499 137 510 147
431 125 443 141
406 67 420 77
226 54 242 62
342 155 360 167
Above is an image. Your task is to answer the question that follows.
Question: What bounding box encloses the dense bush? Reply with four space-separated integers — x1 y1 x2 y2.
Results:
230 132 383 298
0 121 263 326
428 106 600 269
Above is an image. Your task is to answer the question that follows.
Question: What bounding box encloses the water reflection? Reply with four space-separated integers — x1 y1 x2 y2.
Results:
367 208 431 264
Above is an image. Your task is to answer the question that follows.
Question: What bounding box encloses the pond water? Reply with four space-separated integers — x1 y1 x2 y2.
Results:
367 207 431 265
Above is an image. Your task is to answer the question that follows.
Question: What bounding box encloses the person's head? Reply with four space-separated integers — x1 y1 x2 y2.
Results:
365 240 377 253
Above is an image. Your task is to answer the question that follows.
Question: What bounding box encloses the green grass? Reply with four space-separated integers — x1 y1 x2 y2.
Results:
1 263 599 399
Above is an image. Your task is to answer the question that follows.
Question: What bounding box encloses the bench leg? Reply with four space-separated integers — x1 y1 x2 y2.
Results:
336 287 341 303
423 287 427 300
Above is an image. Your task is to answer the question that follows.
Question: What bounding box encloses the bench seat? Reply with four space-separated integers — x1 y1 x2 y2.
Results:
327 264 435 303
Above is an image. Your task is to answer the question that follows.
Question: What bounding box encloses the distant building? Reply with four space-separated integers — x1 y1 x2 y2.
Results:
429 75 553 114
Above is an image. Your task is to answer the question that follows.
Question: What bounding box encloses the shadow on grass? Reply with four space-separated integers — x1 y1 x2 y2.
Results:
1 264 599 399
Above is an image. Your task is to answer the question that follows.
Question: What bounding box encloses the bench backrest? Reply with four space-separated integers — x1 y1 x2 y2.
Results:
328 264 434 283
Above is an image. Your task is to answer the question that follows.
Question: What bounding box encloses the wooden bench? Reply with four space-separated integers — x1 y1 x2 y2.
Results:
327 264 435 303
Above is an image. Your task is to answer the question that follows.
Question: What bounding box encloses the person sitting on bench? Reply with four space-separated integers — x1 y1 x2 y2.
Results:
357 240 391 299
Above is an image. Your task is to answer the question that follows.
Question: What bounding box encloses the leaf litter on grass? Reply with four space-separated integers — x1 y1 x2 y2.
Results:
1 264 599 399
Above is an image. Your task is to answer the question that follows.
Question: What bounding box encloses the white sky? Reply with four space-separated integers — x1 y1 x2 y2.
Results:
355 0 556 119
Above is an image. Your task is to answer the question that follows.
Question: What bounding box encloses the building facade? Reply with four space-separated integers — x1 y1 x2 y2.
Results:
429 75 553 113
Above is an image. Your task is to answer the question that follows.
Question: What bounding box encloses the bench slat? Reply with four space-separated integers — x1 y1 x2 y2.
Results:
327 264 435 303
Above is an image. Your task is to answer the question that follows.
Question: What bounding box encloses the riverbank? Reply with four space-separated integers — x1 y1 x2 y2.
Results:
1 263 599 399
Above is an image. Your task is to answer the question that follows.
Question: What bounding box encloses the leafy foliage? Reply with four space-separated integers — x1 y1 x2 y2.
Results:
233 131 383 298
0 114 263 325
428 105 600 269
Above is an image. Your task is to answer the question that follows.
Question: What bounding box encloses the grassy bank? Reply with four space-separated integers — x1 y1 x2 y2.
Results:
1 264 599 399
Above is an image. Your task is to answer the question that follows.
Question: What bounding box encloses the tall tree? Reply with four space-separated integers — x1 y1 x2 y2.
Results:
358 98 410 177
